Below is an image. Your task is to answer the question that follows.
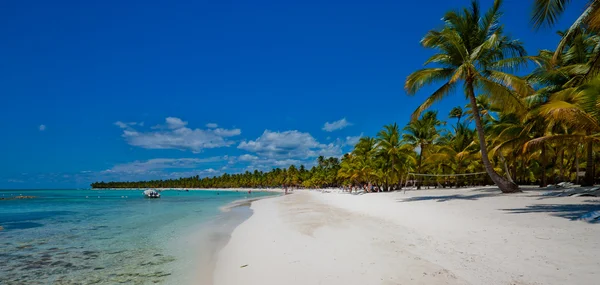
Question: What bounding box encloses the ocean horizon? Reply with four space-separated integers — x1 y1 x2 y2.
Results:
0 189 275 285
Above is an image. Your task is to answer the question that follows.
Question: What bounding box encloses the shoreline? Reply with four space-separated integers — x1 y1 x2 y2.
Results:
168 191 281 285
219 194 283 212
213 187 600 285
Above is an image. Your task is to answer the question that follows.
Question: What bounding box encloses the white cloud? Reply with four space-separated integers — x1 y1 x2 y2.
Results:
115 117 241 153
345 133 363 146
238 130 341 159
39 124 46 131
322 118 351 132
237 130 342 170
213 128 241 137
206 123 218 128
115 121 144 129
165 117 187 129
238 154 259 161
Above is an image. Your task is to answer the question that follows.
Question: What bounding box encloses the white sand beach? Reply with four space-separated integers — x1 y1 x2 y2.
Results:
213 187 600 285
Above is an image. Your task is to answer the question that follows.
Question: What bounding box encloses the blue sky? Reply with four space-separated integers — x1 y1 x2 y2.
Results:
0 0 580 188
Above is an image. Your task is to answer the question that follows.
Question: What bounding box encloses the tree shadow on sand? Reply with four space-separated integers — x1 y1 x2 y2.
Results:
398 192 498 203
501 200 600 223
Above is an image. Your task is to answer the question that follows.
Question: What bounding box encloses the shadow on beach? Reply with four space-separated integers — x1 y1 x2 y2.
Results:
396 187 600 223
501 200 600 223
398 191 498 203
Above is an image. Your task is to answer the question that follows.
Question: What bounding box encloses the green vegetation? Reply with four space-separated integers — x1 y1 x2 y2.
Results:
91 157 342 189
92 0 600 192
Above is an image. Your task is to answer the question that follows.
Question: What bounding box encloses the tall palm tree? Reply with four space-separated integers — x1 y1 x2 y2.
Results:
405 0 530 193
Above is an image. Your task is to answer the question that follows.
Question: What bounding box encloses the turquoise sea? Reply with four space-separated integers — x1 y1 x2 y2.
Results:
0 189 274 285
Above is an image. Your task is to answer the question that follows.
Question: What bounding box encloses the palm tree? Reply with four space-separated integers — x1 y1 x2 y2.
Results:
338 153 376 191
403 111 443 189
449 106 464 124
338 137 378 191
405 0 530 193
526 76 600 185
488 112 542 184
434 122 479 187
376 123 413 190
525 28 600 186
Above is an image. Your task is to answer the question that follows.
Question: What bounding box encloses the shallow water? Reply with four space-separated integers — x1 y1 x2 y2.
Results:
0 189 273 285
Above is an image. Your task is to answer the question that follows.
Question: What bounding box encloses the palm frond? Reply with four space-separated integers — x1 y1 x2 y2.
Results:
524 134 600 151
487 70 535 97
481 0 503 35
477 76 526 114
531 0 571 29
553 3 594 62
405 68 454 95
411 82 456 121
539 99 599 130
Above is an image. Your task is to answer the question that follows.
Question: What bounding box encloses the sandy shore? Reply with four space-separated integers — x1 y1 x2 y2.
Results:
213 187 600 285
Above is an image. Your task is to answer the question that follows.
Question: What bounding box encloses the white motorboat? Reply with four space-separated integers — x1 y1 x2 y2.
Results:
143 189 160 198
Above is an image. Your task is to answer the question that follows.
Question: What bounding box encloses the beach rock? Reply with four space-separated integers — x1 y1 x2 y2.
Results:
16 195 37 199
0 226 3 231
0 195 37 200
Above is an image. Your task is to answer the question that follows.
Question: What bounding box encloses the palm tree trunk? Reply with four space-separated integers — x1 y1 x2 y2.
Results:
560 148 566 182
456 166 462 188
594 153 597 184
540 143 547 187
466 81 520 193
417 146 423 190
398 174 403 190
576 146 580 185
583 131 595 186
500 154 514 183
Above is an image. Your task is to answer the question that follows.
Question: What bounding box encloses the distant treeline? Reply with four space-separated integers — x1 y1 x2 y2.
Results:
91 156 342 189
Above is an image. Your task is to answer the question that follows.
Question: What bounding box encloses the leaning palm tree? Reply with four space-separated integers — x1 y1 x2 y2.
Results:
405 0 531 193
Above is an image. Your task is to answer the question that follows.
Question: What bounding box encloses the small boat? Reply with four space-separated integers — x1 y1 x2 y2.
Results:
143 189 161 198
